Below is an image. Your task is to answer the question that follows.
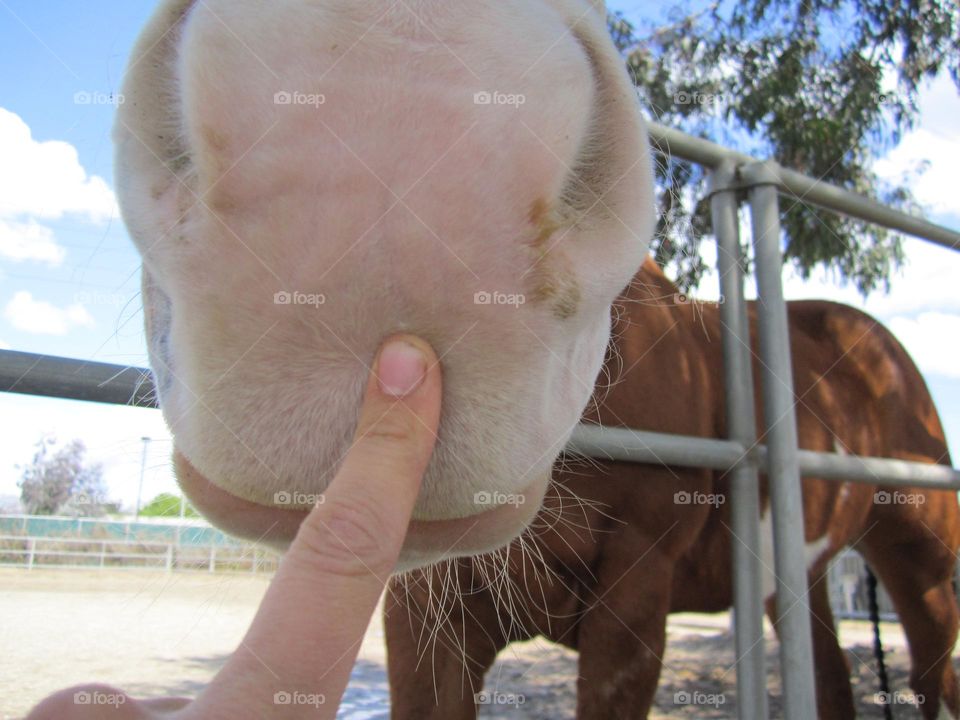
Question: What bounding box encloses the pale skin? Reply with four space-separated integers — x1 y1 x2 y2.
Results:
27 335 442 720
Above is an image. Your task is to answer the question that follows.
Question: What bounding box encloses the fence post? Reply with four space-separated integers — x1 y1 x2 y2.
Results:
166 544 173 572
27 538 35 570
208 546 216 573
100 541 106 568
709 161 769 720
743 161 818 719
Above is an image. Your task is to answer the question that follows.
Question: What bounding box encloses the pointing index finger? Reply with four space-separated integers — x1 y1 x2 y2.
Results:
187 335 442 718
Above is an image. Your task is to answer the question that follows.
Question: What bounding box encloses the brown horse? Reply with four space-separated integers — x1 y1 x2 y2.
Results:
385 259 960 720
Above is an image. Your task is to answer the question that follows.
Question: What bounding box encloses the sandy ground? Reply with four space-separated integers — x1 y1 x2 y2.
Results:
0 568 950 718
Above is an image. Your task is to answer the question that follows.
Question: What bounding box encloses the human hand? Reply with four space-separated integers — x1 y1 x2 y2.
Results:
26 335 442 719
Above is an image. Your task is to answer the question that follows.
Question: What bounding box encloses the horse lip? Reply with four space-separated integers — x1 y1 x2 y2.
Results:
174 450 549 565
174 451 307 551
400 473 550 569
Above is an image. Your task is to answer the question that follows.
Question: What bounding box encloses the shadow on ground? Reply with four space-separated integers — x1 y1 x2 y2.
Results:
124 656 393 719
476 631 948 719
113 633 948 719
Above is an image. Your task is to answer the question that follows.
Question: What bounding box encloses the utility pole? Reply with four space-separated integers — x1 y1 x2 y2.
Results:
135 436 151 520
176 489 187 547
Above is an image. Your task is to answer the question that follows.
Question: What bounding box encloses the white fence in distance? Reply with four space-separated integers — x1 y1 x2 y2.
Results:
0 528 897 620
0 534 279 574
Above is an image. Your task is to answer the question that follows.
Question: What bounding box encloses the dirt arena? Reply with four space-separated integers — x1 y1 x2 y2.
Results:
1 568 948 718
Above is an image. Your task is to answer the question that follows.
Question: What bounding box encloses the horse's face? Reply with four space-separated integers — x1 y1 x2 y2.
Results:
115 0 653 570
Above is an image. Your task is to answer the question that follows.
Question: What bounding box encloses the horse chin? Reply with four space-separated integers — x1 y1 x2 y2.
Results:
400 474 550 571
174 450 549 571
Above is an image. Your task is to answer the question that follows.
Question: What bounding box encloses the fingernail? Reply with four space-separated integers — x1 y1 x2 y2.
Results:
377 340 427 397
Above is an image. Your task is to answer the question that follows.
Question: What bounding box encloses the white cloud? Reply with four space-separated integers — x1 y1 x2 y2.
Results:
887 313 960 379
778 238 960 318
873 71 960 217
0 107 119 267
4 291 95 335
0 339 10 350
0 108 118 223
874 128 960 216
0 218 66 265
911 71 960 140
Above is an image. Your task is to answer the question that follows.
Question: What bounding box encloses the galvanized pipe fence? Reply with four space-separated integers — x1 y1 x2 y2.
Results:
1 121 959 719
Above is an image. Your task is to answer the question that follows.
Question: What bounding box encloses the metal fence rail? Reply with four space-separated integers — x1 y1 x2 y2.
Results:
2 121 959 720
648 123 960 250
569 426 960 487
0 350 155 406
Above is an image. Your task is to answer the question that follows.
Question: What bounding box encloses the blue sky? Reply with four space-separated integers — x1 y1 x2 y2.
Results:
0 0 958 511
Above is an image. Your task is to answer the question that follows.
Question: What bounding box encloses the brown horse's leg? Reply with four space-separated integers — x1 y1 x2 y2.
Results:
859 543 960 720
574 547 673 719
764 576 856 719
385 578 503 720
806 575 857 720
